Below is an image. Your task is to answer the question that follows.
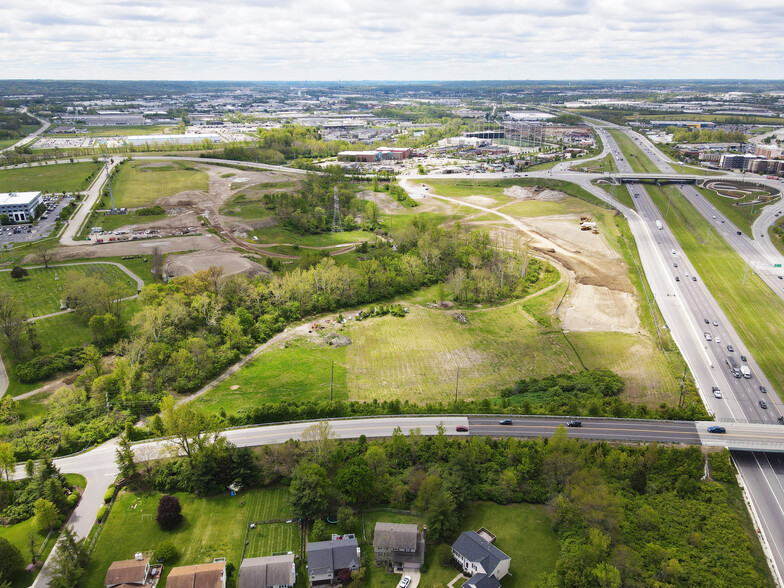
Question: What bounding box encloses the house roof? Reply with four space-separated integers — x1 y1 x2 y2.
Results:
308 536 360 575
452 532 510 575
464 573 501 588
374 523 419 552
105 558 149 587
239 555 295 588
166 562 225 588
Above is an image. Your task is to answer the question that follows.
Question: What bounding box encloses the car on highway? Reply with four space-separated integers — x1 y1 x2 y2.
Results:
707 426 726 434
760 386 767 394
778 416 784 425
704 318 709 324
456 425 468 432
566 420 582 427
675 276 680 282
704 332 712 341
713 320 718 326
741 355 747 361
737 230 742 235
712 386 722 399
715 336 721 343
692 276 697 282
672 249 677 255
685 272 689 277
759 400 768 409
499 418 513 425
674 262 678 267
727 345 734 352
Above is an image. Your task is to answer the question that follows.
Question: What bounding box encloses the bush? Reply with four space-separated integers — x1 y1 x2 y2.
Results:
156 494 183 530
436 543 453 566
709 449 736 483
96 505 107 522
103 485 116 503
0 537 24 582
312 519 330 542
137 205 166 216
15 346 86 383
66 493 79 509
154 540 178 562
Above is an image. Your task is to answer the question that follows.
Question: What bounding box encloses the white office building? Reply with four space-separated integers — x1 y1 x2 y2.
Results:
0 191 42 222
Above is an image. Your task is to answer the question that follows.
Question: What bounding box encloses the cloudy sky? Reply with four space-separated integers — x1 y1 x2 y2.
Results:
2 0 783 80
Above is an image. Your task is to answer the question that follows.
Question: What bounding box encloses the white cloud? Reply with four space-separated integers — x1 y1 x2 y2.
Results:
1 0 782 79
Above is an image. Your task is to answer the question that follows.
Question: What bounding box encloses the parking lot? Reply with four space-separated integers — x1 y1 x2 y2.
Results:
0 194 74 244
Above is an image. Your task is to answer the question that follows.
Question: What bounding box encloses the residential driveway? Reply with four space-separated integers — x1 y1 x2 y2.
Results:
402 570 421 588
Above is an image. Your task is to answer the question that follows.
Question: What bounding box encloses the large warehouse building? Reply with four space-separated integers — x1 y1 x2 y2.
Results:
0 191 43 222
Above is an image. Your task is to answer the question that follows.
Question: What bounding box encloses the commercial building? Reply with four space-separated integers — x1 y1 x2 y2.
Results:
719 153 760 170
337 147 413 162
0 191 43 222
747 159 784 175
755 145 783 159
650 121 716 129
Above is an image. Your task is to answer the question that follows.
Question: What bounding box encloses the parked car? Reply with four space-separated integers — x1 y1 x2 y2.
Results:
566 420 582 427
499 418 513 425
456 425 468 432
398 577 412 588
707 426 726 434
759 400 768 409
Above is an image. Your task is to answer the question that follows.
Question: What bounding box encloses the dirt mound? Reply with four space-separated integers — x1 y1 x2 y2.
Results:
165 250 268 278
154 190 211 208
325 333 352 347
503 185 565 201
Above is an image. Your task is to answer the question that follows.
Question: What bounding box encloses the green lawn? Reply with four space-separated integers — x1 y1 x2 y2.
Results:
221 180 300 219
573 153 617 173
111 161 208 208
245 523 299 559
0 516 57 588
362 503 559 588
81 210 168 234
769 218 784 256
83 486 295 588
669 163 724 176
646 183 784 396
498 196 603 218
0 162 101 193
45 125 175 138
0 264 137 317
595 181 635 209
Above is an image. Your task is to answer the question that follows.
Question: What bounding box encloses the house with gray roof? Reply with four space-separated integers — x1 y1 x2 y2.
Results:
451 531 511 588
373 523 425 570
239 554 296 588
307 535 361 587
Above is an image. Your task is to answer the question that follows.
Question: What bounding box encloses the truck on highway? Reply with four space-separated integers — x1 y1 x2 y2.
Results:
655 220 663 230
726 356 741 378
741 365 751 379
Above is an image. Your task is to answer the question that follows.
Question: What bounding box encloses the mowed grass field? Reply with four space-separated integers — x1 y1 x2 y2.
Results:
608 129 660 174
111 160 208 208
0 161 100 193
362 503 559 588
248 226 371 247
647 183 784 396
197 298 680 412
695 184 777 237
0 264 137 317
83 486 295 588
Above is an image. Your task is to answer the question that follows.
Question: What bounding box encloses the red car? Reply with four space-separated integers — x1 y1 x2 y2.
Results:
456 425 469 432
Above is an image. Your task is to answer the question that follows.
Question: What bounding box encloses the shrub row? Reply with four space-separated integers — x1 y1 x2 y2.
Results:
16 346 86 383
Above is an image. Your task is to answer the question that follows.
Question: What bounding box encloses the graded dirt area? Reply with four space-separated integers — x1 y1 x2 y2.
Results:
503 185 566 202
165 249 268 278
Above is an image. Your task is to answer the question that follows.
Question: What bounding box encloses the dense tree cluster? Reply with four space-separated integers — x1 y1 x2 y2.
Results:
669 128 747 144
217 127 351 164
0 110 38 141
0 457 75 525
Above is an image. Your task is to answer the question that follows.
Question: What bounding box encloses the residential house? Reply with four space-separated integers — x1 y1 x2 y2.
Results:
451 531 511 588
373 523 425 570
239 554 296 588
166 561 226 588
307 535 361 586
105 557 151 587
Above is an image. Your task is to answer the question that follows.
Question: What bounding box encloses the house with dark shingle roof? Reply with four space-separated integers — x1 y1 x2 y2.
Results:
451 531 511 588
306 535 361 586
239 554 296 588
104 557 151 587
373 523 425 570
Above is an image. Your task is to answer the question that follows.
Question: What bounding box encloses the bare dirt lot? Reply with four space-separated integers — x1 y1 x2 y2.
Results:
503 185 566 201
165 249 267 278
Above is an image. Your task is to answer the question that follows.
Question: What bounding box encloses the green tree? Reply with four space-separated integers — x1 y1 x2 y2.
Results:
425 490 459 543
336 458 374 504
48 526 89 588
159 395 215 459
289 462 330 520
115 436 137 481
0 442 15 481
9 266 27 280
312 518 330 541
154 540 178 562
0 291 26 360
34 498 59 532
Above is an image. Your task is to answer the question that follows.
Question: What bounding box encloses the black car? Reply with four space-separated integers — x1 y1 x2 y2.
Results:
704 318 709 324
566 420 582 427
498 418 513 425
737 230 741 235
707 426 726 434
741 355 747 362
778 416 784 425
727 345 734 352
759 400 768 409
760 386 767 394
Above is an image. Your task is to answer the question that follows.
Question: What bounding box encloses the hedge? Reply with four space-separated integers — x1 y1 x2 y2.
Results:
15 346 86 383
103 485 116 503
96 505 107 522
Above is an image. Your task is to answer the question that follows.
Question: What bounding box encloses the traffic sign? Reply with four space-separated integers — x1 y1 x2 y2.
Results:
775 264 782 268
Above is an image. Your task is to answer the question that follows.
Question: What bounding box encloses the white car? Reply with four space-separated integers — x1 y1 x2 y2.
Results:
715 336 721 343
398 577 412 588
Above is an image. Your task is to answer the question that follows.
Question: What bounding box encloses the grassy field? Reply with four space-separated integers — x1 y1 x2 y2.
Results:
83 486 295 588
646 183 784 396
498 195 603 218
0 125 41 150
81 210 168 234
221 180 300 219
362 503 559 588
769 218 784 256
0 264 137 317
248 226 371 247
669 163 724 176
111 160 208 208
595 181 635 209
1 299 142 398
695 184 777 237
573 153 617 173
0 161 100 193
608 130 659 174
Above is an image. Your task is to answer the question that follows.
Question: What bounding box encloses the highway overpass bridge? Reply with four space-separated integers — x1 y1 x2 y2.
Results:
607 172 722 184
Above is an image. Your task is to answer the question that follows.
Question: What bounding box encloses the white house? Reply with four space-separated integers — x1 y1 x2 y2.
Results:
451 531 511 588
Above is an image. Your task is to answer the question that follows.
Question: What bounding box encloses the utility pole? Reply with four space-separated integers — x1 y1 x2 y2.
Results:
454 367 460 403
104 155 116 212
